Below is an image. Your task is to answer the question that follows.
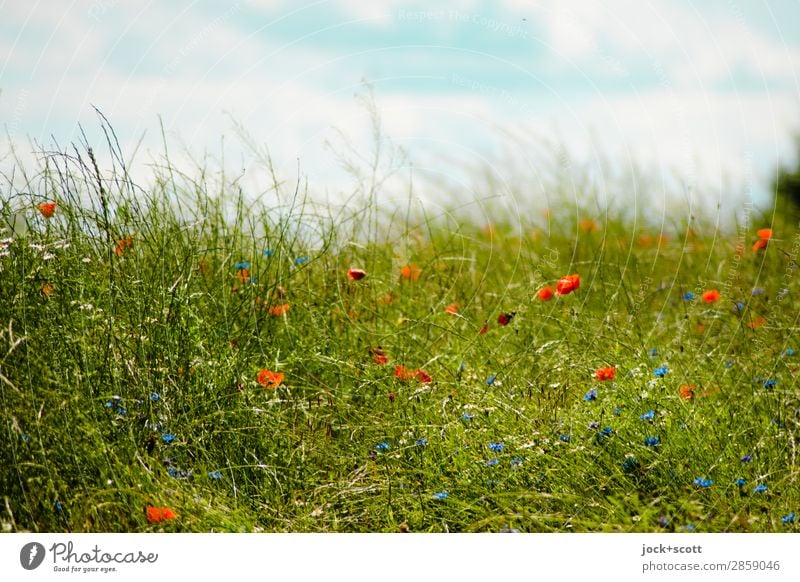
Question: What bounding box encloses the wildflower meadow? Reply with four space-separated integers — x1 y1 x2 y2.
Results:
1 134 799 534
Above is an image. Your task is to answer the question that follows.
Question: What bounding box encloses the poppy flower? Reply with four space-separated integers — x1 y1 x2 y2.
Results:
701 290 720 303
257 369 284 389
595 367 615 381
40 282 54 299
555 274 580 296
146 506 177 524
37 202 57 218
115 236 133 257
236 268 250 284
371 347 388 365
269 303 290 316
679 384 696 400
747 316 766 329
579 218 599 233
348 268 367 281
400 264 421 281
537 286 554 301
445 303 459 315
478 322 489 335
497 312 515 326
752 228 773 251
394 365 431 384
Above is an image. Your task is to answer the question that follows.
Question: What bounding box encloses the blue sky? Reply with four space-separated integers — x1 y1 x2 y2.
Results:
2 0 799 214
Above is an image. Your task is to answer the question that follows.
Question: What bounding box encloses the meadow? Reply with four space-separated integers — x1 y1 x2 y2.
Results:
1 134 799 533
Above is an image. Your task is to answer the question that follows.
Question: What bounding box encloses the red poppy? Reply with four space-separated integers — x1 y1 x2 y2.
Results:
236 268 250 284
595 367 615 381
257 369 284 389
269 303 290 316
400 264 421 281
555 274 580 296
115 236 133 257
497 312 515 326
445 303 459 315
537 286 554 301
701 290 720 303
348 268 367 281
679 384 696 400
416 369 432 384
371 347 388 365
40 282 54 299
753 228 773 251
579 218 599 233
394 365 431 384
38 202 57 218
747 316 766 329
479 323 489 335
146 506 177 524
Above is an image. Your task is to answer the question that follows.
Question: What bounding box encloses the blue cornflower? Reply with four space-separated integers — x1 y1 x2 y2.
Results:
734 478 747 487
415 438 428 446
167 467 190 479
613 407 622 416
485 375 497 386
754 484 768 493
785 349 795 357
263 249 274 257
595 427 613 443
462 413 474 421
20 434 31 443
752 287 765 296
234 261 250 270
488 442 504 452
559 434 571 443
654 365 668 377
375 442 389 451
640 410 655 421
208 471 223 480
622 456 638 471
485 458 499 466
682 523 697 532
764 379 778 389
150 392 160 402
782 513 796 524
724 360 734 368
584 389 597 401
682 292 695 301
693 477 713 488
734 302 745 312
741 455 753 463
658 516 669 527
294 256 309 265
432 491 449 500
54 501 63 511
644 436 660 447
162 433 176 444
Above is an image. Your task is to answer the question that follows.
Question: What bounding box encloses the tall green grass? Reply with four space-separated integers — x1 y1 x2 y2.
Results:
1 129 799 533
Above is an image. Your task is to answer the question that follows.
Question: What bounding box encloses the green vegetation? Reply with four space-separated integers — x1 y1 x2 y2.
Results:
1 134 799 533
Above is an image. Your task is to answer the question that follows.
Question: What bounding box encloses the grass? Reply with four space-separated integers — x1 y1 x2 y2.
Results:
1 134 800 533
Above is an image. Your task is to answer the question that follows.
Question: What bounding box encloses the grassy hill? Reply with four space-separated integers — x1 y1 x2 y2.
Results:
1 141 798 533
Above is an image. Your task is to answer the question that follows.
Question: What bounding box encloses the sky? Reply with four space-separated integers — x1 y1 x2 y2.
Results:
2 0 799 218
